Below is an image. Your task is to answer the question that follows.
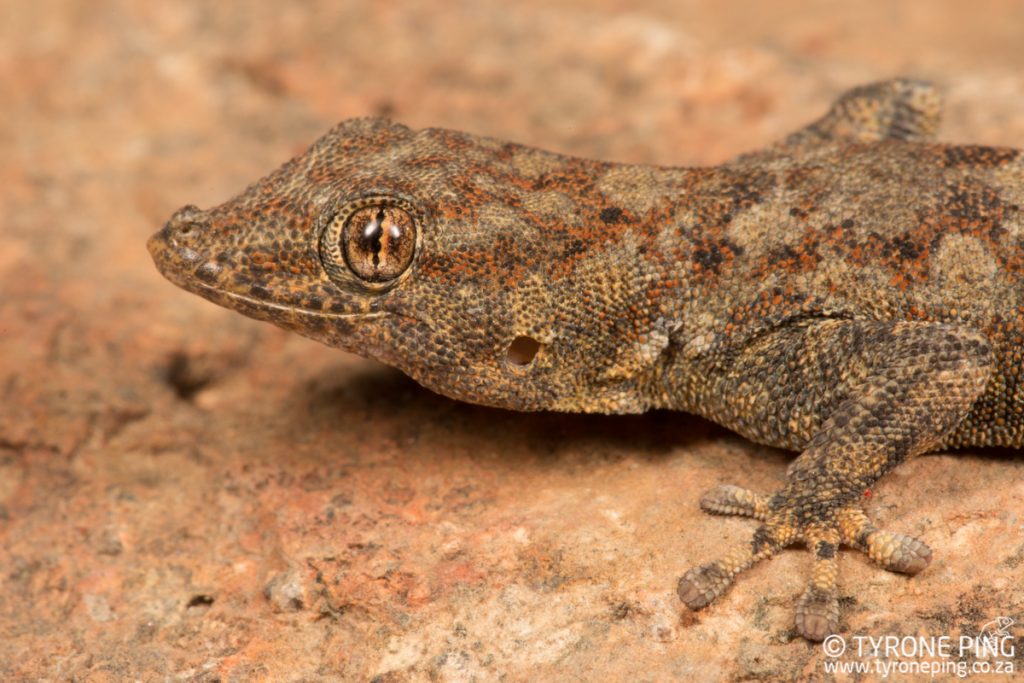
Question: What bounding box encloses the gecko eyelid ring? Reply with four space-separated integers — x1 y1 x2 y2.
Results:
319 200 418 287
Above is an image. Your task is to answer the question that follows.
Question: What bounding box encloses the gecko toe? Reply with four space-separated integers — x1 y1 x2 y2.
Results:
871 532 932 574
838 507 933 574
699 484 770 519
795 587 839 641
677 564 729 609
678 524 789 611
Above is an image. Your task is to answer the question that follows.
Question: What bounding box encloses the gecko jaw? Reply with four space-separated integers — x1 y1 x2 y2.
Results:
188 279 387 322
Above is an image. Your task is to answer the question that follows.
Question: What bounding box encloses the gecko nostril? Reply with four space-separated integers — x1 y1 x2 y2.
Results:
507 336 542 366
172 220 204 241
166 205 208 244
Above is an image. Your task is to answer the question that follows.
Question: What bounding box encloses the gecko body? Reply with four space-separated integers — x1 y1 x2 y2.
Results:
149 79 1024 640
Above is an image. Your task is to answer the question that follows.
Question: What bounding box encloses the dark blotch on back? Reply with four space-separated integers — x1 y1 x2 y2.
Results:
944 181 1003 221
891 234 925 261
942 145 1020 169
599 207 624 224
694 243 725 270
691 236 744 275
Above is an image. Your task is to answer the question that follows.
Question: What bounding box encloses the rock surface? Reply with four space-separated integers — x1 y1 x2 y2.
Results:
2 1 1023 680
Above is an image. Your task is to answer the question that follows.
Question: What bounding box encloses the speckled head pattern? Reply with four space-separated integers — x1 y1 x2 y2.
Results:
149 117 699 413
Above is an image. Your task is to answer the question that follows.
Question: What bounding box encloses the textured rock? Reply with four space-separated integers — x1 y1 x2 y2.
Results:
1 1 1023 680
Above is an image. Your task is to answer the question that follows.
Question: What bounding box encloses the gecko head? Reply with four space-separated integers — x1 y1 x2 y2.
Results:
149 117 660 413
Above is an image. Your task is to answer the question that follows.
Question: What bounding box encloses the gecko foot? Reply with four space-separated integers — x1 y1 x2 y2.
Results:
677 484 932 641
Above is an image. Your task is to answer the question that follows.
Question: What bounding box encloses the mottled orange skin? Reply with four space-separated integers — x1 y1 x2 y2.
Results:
149 79 1023 640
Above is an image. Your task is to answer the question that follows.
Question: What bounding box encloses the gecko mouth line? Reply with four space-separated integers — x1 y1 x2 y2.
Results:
190 280 387 321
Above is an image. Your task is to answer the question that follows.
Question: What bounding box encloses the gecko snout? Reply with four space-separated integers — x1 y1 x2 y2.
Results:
148 205 222 285
149 205 212 264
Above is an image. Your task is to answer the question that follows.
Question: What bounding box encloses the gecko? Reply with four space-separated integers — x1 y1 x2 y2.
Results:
148 79 1024 641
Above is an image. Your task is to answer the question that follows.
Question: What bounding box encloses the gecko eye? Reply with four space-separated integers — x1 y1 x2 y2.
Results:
320 199 419 288
338 206 416 282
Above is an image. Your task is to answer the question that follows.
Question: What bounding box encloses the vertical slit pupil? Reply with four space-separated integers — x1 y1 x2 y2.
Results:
362 208 386 268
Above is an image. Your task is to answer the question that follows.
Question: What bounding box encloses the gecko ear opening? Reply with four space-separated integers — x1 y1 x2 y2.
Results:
507 336 542 366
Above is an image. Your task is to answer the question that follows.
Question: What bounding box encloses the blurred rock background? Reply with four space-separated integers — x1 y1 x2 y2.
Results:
2 1 1023 680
